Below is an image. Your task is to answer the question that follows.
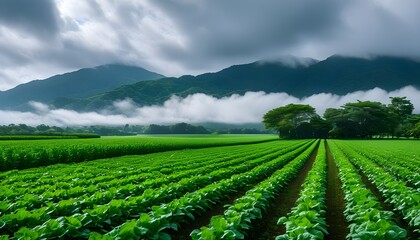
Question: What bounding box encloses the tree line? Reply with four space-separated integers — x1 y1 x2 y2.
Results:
145 123 210 134
263 97 420 139
0 122 270 137
0 124 100 138
145 123 269 134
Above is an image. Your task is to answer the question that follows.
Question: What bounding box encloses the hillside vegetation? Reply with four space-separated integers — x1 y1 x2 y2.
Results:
56 56 420 111
0 64 164 110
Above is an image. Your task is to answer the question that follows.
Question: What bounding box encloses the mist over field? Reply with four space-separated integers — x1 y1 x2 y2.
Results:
1 86 419 126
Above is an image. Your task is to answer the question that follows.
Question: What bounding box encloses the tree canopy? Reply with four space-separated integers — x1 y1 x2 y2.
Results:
263 97 419 139
409 121 420 139
263 104 318 139
389 96 414 121
144 123 209 134
323 102 388 138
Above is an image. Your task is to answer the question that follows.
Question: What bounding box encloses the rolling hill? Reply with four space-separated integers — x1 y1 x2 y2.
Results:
0 64 164 110
53 55 420 111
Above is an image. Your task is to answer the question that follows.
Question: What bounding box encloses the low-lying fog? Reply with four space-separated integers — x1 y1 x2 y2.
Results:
1 86 419 126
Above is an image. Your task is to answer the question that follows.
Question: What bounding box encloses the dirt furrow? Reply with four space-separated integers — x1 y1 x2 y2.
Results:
244 143 319 240
353 163 420 239
169 189 248 240
325 141 348 240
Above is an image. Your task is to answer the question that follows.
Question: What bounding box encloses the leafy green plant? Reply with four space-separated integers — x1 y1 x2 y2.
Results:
0 135 277 171
191 141 318 239
0 140 310 238
333 140 420 232
329 141 408 239
341 141 420 189
93 141 317 239
276 141 328 240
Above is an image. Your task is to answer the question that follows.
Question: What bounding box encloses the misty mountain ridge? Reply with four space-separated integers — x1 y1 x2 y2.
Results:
255 55 319 68
0 64 164 110
1 55 420 112
50 55 420 111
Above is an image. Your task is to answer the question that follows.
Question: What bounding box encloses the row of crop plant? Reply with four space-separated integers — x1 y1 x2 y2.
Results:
337 141 420 189
331 140 420 233
1 139 418 239
328 141 408 239
1 141 304 216
0 140 311 239
91 141 319 239
0 136 276 171
190 140 320 240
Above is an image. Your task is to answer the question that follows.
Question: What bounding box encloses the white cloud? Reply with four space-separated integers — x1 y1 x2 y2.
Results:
0 86 419 126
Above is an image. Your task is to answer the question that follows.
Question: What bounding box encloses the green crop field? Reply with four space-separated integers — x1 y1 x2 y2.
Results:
0 137 419 239
0 134 277 171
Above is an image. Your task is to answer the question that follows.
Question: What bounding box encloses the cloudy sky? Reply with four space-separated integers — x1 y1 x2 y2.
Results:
1 0 420 91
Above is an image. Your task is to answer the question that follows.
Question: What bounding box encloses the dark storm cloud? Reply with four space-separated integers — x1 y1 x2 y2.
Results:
318 0 420 60
0 43 30 67
0 0 60 37
148 0 347 69
0 0 61 83
148 0 420 71
1 0 420 90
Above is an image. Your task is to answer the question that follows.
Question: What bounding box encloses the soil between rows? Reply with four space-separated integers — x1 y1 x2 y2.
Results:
244 142 319 240
167 143 315 239
325 141 348 240
352 161 420 239
169 189 249 240
166 141 420 239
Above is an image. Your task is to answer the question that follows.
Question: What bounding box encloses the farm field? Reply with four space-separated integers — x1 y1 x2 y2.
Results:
0 138 419 239
0 134 277 171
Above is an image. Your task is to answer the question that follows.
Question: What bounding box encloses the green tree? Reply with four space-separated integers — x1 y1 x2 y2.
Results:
409 121 420 139
324 101 397 138
262 104 316 139
343 101 392 138
310 116 331 139
324 108 359 138
389 97 414 122
295 122 315 139
36 124 50 132
388 97 414 137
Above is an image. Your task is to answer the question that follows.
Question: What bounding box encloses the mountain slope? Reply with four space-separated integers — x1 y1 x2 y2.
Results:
299 55 420 94
0 64 164 109
55 60 311 110
57 55 420 111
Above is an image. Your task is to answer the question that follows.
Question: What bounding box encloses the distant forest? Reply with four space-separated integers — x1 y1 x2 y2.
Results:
0 122 269 138
0 124 100 139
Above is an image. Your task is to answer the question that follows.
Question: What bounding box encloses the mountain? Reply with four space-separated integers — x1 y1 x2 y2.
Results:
0 64 164 110
54 55 420 111
297 55 420 94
